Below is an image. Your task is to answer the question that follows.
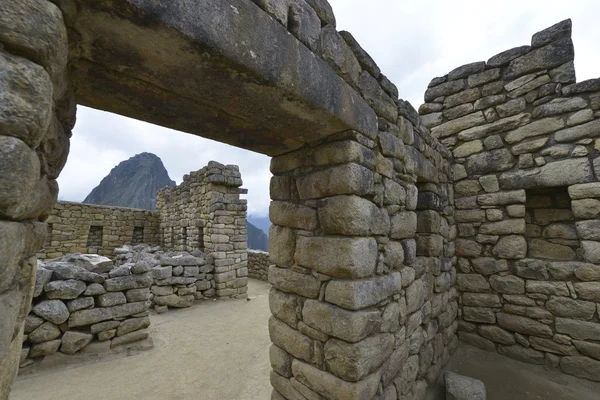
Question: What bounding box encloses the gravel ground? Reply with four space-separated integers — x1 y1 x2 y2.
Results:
11 279 273 400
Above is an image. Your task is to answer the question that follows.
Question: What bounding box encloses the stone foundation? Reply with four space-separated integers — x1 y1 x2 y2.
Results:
248 251 269 281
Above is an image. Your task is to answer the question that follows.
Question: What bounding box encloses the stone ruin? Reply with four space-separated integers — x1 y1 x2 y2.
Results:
1 1 599 399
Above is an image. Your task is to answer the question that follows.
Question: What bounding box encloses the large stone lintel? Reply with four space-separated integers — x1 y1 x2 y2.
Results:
68 0 377 156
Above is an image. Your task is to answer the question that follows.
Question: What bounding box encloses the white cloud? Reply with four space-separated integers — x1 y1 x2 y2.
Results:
58 2 599 218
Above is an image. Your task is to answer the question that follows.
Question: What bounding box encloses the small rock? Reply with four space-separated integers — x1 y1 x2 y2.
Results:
445 371 486 400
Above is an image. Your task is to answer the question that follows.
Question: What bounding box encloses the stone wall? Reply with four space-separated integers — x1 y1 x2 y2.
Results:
39 201 160 259
0 1 74 396
156 161 248 298
21 254 152 370
419 19 600 381
248 250 269 281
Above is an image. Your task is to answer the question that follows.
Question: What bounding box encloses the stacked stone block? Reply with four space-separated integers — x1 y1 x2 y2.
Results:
267 70 456 399
419 19 600 382
150 252 215 311
21 254 153 369
248 250 270 281
0 0 73 396
157 162 248 298
113 244 216 311
39 201 159 259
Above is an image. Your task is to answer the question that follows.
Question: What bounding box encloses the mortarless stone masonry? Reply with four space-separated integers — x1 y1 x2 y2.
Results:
419 19 600 383
248 250 270 281
1 1 600 399
39 202 160 259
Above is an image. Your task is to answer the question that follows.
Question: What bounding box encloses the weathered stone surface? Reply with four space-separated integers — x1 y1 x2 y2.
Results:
498 344 545 365
110 329 149 348
573 341 600 361
463 307 496 324
445 371 486 400
28 322 61 344
67 297 94 312
499 158 593 190
44 280 86 300
319 196 389 236
269 317 313 363
505 117 564 144
575 264 600 281
292 359 380 400
492 236 527 259
51 264 104 284
487 46 531 67
532 19 572 48
154 294 194 308
270 289 299 329
268 266 320 299
103 273 153 292
529 239 576 261
466 149 515 175
29 339 61 358
295 236 377 279
458 332 496 352
68 301 151 327
479 326 515 345
560 356 600 382
497 313 552 337
555 119 600 143
60 331 93 355
296 163 374 199
431 112 486 139
456 274 490 293
358 71 397 122
573 282 600 302
582 241 600 264
546 297 596 320
32 300 69 325
33 267 53 298
555 318 600 341
390 212 417 239
471 258 508 276
270 201 317 231
302 300 380 343
480 220 525 235
489 276 525 294
324 334 393 381
97 292 127 308
505 37 574 79
325 273 402 310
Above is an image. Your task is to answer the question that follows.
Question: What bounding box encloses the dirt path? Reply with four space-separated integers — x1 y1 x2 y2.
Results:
11 279 273 400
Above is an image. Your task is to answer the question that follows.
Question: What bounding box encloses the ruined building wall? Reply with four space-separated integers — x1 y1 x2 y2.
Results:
248 250 270 281
39 202 160 259
156 162 249 298
256 1 459 395
0 1 74 396
419 20 600 381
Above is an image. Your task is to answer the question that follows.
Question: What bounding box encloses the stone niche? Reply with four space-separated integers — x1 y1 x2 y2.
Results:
525 187 579 261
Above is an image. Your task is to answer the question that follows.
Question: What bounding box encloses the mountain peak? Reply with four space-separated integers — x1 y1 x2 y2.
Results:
83 152 176 210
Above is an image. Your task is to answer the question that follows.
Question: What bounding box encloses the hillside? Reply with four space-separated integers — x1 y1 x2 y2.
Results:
83 152 175 210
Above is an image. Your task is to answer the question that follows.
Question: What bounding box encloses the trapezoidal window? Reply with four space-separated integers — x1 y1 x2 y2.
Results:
87 226 103 248
132 227 144 244
525 187 579 261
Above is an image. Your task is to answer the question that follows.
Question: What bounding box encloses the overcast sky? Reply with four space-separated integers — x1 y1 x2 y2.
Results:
57 0 600 217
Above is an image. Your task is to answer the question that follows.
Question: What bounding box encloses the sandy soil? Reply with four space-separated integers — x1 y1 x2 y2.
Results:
11 278 600 400
11 279 273 400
